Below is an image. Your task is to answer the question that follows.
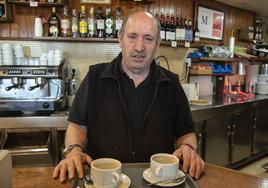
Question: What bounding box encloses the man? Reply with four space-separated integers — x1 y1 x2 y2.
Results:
53 11 204 183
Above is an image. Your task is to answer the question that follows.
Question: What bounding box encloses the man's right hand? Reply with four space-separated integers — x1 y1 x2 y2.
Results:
52 148 93 183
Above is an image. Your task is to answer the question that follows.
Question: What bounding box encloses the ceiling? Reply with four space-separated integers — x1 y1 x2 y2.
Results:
215 0 268 18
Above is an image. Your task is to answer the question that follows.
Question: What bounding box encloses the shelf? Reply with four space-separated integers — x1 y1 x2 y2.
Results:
8 1 65 7
235 53 268 62
191 57 239 62
0 37 202 48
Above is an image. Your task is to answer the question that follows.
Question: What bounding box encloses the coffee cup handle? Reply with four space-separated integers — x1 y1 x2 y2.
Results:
155 167 163 177
112 172 121 186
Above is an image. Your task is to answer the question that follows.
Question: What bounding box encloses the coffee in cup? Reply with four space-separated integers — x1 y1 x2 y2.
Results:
150 153 179 181
91 158 122 188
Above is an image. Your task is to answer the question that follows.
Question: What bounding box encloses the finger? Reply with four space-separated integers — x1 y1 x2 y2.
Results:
189 152 196 177
68 159 76 180
52 164 61 179
85 155 93 166
59 162 68 183
194 157 201 179
74 156 84 179
195 157 205 179
172 148 182 158
182 148 191 172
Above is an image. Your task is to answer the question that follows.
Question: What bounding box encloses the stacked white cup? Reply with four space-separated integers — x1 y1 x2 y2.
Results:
54 49 64 65
47 50 55 66
2 43 14 66
34 17 43 37
0 44 3 66
40 53 48 66
14 44 25 65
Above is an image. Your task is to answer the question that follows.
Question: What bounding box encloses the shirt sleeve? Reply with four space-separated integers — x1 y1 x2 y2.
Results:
173 76 195 138
68 71 90 126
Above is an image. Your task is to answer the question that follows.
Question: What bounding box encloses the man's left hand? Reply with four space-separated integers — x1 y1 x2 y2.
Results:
173 144 205 179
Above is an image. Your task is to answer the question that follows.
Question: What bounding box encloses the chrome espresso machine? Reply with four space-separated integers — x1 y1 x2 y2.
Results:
0 61 68 112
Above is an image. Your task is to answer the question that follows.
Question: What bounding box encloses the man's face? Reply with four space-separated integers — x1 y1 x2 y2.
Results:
119 12 160 74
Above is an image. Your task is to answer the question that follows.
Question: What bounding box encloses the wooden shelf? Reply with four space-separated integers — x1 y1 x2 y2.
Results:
8 1 65 7
235 53 268 62
0 37 201 48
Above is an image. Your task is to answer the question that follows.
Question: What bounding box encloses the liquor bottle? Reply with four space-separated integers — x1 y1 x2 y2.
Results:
60 6 71 37
184 19 190 47
180 18 186 43
169 14 176 41
71 9 79 38
154 10 159 21
160 12 166 40
48 7 60 37
87 7 96 38
79 5 88 38
165 13 170 41
194 20 200 43
248 26 254 41
105 7 114 38
115 7 123 38
96 7 104 38
175 16 181 42
188 18 193 43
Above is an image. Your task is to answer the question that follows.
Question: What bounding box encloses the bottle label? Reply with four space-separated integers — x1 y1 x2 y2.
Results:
97 19 104 30
79 21 88 33
61 19 70 29
49 26 58 34
116 19 123 30
105 18 113 34
160 30 165 40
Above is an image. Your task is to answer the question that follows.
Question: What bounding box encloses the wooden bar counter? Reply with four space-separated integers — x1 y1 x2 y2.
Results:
12 163 266 188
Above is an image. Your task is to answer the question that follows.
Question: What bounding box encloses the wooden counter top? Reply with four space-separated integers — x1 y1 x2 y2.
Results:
12 163 266 188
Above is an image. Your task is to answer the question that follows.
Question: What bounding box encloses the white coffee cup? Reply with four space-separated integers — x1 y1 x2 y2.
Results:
150 153 179 181
91 158 122 188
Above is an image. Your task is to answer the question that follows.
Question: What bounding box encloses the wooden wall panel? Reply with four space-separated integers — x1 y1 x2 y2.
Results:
0 0 255 46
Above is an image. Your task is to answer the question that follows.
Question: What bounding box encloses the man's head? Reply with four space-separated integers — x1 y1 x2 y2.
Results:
118 11 161 76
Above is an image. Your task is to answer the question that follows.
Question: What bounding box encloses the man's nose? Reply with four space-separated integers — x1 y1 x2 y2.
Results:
134 38 145 52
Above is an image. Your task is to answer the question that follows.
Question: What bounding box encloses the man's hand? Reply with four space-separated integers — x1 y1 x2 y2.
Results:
173 144 205 179
52 149 93 183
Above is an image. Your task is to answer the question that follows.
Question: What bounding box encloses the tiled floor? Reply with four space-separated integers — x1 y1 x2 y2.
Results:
239 156 268 179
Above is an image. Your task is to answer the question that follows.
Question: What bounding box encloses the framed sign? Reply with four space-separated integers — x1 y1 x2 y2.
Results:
197 6 225 40
80 0 111 4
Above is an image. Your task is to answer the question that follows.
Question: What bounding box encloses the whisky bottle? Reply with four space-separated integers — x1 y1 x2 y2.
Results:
105 7 114 38
87 7 96 38
96 7 104 38
60 6 71 37
48 7 60 37
71 9 79 38
115 7 123 38
79 5 88 38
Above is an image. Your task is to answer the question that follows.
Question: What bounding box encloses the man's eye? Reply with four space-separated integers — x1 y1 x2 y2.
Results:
128 35 136 40
144 37 153 42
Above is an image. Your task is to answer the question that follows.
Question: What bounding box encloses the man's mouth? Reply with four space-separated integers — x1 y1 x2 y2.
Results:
132 55 146 61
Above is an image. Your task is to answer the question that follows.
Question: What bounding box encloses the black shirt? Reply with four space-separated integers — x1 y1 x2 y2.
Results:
118 62 155 154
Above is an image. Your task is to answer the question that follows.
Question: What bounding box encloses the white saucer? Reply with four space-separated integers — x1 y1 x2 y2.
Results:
143 168 186 187
84 173 131 188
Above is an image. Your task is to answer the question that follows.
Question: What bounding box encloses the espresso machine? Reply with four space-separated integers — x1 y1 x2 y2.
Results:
0 61 68 112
